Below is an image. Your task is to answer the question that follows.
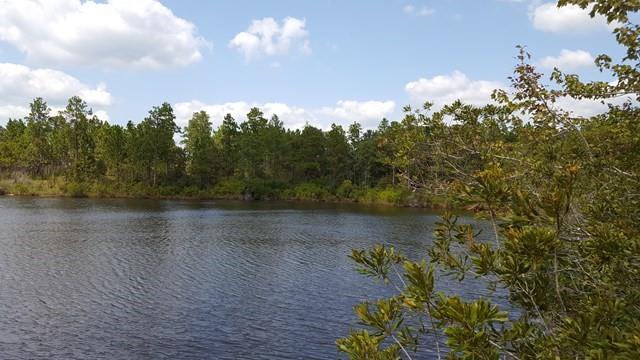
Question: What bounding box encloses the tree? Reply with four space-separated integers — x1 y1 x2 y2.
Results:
63 96 100 182
95 122 127 181
136 102 180 186
337 1 640 358
263 114 288 180
325 124 352 187
0 119 27 171
23 98 53 176
183 111 217 186
292 125 326 181
238 107 269 179
216 113 240 178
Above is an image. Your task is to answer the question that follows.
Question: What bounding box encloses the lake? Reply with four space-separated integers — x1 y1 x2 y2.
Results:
0 197 497 359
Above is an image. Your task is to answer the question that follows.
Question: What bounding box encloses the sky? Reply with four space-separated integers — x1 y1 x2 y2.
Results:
0 0 626 131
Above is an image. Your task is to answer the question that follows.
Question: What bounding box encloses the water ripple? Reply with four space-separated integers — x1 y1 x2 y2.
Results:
0 198 504 359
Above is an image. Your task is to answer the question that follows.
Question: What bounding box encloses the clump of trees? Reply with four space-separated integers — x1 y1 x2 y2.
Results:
337 0 640 358
0 98 185 187
0 98 406 200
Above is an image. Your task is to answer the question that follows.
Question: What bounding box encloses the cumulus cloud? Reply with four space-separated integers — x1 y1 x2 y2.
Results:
174 100 395 130
0 63 112 122
0 0 209 70
94 110 111 122
403 70 628 118
405 71 503 108
0 105 29 120
555 95 632 118
403 4 435 16
229 17 311 61
174 101 314 130
319 100 396 128
531 3 613 32
0 63 112 106
539 49 594 70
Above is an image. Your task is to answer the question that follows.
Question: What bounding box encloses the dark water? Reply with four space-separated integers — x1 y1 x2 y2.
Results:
0 197 499 359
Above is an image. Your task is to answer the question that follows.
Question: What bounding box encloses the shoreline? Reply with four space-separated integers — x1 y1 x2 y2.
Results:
0 179 454 210
0 191 452 210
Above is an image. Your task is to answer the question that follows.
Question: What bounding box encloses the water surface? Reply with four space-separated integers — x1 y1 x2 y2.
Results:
0 197 496 359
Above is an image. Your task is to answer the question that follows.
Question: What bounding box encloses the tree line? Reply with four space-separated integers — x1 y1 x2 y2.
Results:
0 97 427 201
1 87 499 204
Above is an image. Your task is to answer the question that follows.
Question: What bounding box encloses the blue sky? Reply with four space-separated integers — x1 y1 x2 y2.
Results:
0 0 624 130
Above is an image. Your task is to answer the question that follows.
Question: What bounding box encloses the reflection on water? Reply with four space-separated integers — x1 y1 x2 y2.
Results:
0 197 499 359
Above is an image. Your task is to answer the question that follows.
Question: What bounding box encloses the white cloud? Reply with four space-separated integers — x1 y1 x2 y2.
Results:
78 84 112 107
403 4 435 16
405 71 503 108
418 7 436 16
174 101 314 130
403 70 629 118
531 3 613 32
94 110 110 122
555 97 605 117
539 49 594 70
555 95 631 118
229 17 311 61
0 105 28 120
319 100 395 128
0 63 112 106
403 5 416 14
0 0 209 70
174 100 395 130
0 63 112 123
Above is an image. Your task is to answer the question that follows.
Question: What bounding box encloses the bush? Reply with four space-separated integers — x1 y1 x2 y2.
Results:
64 182 88 198
91 182 116 197
156 185 181 197
245 179 285 200
354 186 410 205
288 182 332 201
180 185 202 197
210 179 285 200
336 180 354 199
13 182 36 196
212 179 246 197
376 187 410 205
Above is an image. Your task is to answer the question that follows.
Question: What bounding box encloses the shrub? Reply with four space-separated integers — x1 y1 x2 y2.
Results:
13 182 35 196
91 182 116 198
376 187 410 205
212 179 246 197
180 185 201 197
355 186 410 205
64 182 88 198
248 180 287 200
336 180 354 199
289 182 332 201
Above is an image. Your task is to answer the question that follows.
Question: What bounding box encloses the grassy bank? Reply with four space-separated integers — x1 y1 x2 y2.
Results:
0 177 452 209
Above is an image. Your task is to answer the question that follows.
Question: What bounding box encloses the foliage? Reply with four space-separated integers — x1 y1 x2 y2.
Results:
63 182 88 198
1 101 408 203
182 111 218 186
337 1 640 359
286 182 333 201
336 180 355 199
0 1 636 357
212 179 247 198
